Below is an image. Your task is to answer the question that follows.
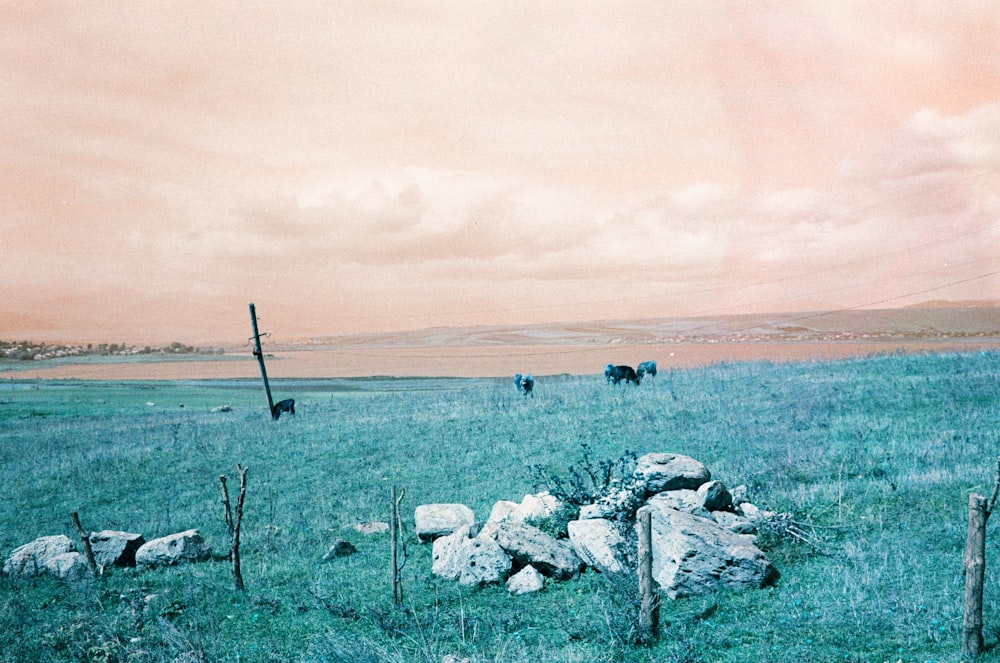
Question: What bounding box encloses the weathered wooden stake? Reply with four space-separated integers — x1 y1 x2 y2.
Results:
221 465 249 591
391 486 406 606
963 493 987 657
637 506 659 643
248 303 275 419
70 511 99 578
961 457 1000 658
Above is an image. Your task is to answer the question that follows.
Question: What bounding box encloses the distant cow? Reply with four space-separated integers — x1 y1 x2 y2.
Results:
606 365 641 386
514 373 534 397
271 398 295 420
637 361 657 380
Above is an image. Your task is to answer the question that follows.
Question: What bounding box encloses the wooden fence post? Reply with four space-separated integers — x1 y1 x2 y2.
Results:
637 506 659 643
391 486 406 606
70 511 99 578
221 465 249 591
963 493 988 657
248 303 276 419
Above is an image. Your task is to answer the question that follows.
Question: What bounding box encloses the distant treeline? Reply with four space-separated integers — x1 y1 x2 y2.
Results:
0 340 225 361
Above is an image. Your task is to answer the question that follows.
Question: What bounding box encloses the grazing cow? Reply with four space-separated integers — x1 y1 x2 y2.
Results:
514 373 534 397
637 361 657 380
271 398 295 420
606 365 641 386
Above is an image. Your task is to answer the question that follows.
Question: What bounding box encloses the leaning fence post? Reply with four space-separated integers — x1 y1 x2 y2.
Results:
637 506 659 643
70 511 99 578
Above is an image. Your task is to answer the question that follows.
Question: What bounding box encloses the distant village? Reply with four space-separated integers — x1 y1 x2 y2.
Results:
0 340 225 361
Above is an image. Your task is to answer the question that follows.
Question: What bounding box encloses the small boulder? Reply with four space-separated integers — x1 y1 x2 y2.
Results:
431 526 511 586
644 504 777 599
567 518 626 574
506 565 545 595
45 552 90 581
89 530 145 568
322 540 358 560
495 522 583 579
354 521 390 535
3 535 77 578
135 529 211 567
698 481 733 512
415 504 475 542
633 453 710 497
646 490 709 517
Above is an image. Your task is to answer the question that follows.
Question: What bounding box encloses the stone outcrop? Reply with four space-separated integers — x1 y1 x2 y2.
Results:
135 529 212 567
633 453 711 497
432 526 511 586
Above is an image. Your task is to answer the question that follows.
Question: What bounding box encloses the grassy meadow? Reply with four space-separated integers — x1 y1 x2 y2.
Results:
2 349 1000 662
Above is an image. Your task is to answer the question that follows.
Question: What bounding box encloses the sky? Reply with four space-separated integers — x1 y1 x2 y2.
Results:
3 1 1000 345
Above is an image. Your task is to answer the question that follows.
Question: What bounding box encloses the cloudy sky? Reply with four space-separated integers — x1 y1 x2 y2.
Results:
3 1 1000 344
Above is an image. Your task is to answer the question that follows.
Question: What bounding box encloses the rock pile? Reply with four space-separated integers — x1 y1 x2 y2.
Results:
417 452 780 599
3 529 211 580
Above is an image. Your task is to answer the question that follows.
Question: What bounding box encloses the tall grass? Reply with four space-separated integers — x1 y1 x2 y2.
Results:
1 350 999 661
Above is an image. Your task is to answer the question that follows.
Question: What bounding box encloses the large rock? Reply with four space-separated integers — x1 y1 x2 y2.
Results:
567 519 626 574
89 530 145 568
431 526 511 586
415 504 475 542
633 453 710 497
135 530 212 567
643 504 777 599
3 535 77 578
495 523 582 579
646 490 708 517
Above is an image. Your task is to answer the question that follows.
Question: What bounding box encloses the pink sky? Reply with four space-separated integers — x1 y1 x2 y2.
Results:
3 2 999 345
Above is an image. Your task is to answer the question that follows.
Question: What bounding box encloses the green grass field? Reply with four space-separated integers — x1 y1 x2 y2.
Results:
2 350 999 662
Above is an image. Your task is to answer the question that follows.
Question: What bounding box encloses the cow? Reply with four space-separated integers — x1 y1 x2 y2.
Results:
637 360 657 381
271 398 295 420
514 373 534 397
606 365 641 386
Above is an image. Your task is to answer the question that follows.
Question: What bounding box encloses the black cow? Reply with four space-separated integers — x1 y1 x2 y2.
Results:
606 365 641 386
637 360 657 380
271 398 295 420
604 363 615 383
514 373 534 397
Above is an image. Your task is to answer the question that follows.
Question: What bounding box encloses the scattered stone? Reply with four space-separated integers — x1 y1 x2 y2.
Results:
212 405 232 413
506 565 545 595
415 504 475 542
322 540 358 560
89 530 145 568
353 521 390 535
567 518 626 574
135 529 212 567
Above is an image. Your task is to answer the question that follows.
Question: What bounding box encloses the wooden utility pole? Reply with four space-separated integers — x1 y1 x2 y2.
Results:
637 506 659 643
248 303 275 418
